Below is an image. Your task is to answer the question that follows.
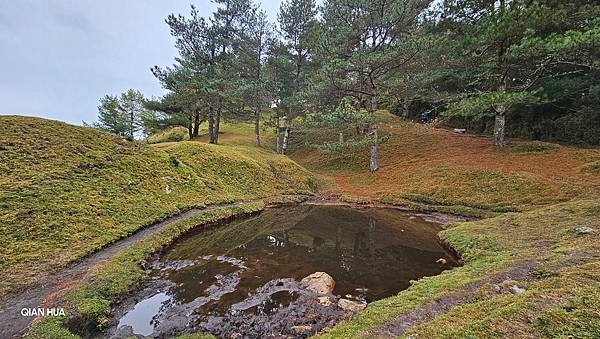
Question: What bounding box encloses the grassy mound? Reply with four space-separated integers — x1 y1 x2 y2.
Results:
0 116 313 298
290 112 600 214
145 126 189 144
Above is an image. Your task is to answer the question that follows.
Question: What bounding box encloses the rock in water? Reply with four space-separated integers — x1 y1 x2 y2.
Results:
574 226 594 235
301 272 335 295
338 298 367 312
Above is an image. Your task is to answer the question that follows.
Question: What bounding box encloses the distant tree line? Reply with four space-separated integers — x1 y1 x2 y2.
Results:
91 0 600 169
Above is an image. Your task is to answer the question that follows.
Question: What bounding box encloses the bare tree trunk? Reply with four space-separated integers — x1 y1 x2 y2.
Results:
214 104 221 144
282 118 292 155
192 110 200 138
369 95 379 173
254 106 261 147
493 113 506 146
188 116 193 140
275 114 281 153
208 107 217 144
493 0 509 147
401 101 409 119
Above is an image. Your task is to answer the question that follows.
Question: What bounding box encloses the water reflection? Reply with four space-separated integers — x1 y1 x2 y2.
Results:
116 205 458 336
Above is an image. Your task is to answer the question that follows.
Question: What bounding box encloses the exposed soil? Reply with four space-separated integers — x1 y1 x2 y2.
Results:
0 202 243 339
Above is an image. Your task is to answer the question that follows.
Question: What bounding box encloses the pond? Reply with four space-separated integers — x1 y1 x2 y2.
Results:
111 204 459 338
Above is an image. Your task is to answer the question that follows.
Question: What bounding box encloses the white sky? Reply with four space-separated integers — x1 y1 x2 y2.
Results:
0 0 283 125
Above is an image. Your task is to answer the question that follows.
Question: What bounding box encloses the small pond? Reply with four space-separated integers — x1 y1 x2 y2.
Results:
112 205 459 338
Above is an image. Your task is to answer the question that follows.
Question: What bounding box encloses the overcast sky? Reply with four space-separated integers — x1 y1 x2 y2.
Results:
0 0 282 125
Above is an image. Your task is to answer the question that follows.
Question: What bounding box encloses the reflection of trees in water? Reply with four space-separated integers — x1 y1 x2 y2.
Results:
352 217 377 258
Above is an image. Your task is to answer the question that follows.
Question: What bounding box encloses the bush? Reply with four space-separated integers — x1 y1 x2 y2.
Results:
146 126 189 144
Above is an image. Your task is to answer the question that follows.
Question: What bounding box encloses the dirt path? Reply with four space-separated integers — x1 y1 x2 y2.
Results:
0 202 243 338
368 261 535 337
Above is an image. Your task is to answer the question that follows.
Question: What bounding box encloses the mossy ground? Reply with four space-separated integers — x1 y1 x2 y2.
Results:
5 114 600 338
26 202 265 338
141 116 600 338
146 126 190 144
0 116 313 299
289 112 600 214
285 112 600 338
319 199 600 338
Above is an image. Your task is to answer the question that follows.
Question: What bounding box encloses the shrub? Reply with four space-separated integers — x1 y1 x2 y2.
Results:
146 126 189 144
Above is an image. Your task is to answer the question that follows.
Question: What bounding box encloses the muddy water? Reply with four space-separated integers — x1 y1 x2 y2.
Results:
112 205 458 338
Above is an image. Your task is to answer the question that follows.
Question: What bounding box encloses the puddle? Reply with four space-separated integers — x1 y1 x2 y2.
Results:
112 205 459 338
116 292 170 336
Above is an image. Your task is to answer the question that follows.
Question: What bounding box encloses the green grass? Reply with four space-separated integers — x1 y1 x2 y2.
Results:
0 116 314 299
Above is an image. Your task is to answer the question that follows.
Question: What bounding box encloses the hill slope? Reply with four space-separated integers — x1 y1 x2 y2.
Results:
290 112 600 215
0 116 313 298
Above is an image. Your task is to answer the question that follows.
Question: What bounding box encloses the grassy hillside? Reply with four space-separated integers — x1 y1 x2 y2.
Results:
290 112 600 215
0 116 313 299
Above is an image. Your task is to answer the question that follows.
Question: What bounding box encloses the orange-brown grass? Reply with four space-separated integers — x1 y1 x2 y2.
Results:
290 112 600 214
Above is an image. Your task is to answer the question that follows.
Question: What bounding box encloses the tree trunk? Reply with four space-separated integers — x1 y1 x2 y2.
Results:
282 118 292 155
187 116 193 140
192 111 200 138
401 101 409 119
214 105 221 144
494 5 509 148
254 106 261 147
275 114 281 153
208 107 217 144
368 95 379 173
493 113 506 146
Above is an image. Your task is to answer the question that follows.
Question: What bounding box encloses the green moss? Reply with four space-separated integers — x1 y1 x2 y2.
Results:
320 199 600 338
0 116 313 298
27 202 265 337
24 317 80 339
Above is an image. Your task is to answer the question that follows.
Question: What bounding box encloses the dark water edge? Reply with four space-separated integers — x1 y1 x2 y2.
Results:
107 204 460 338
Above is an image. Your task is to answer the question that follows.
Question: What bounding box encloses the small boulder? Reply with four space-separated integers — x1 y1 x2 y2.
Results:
436 258 447 265
453 128 466 134
574 226 594 235
338 298 367 312
509 285 526 295
318 296 332 306
291 325 313 334
301 272 335 295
